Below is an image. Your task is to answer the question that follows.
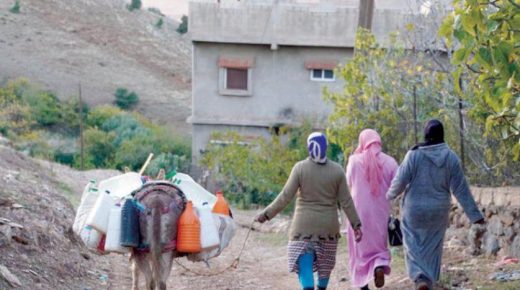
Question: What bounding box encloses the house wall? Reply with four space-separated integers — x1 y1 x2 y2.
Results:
189 42 351 160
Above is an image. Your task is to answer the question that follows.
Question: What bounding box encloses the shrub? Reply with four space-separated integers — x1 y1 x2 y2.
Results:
155 18 164 29
101 114 151 146
86 105 124 128
82 128 116 168
177 15 188 34
9 1 20 14
127 0 142 11
147 152 190 177
114 88 139 110
147 7 164 16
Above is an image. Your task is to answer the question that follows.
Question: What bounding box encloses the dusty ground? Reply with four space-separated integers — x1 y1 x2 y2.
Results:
103 210 520 290
0 0 192 134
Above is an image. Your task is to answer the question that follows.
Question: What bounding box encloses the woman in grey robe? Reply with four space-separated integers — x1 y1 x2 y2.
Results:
386 119 485 290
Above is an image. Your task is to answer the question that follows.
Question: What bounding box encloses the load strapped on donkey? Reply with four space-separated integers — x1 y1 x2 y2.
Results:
72 162 237 288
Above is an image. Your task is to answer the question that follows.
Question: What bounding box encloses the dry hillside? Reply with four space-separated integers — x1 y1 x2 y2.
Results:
0 0 192 134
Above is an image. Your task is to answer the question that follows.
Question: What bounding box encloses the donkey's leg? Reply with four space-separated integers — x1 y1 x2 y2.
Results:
131 255 140 290
158 252 174 290
134 253 155 290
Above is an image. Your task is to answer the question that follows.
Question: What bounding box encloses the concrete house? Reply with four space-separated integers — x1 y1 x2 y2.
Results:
188 0 438 162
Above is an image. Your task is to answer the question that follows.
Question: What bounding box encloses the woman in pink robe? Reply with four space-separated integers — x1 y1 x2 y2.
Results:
345 129 398 289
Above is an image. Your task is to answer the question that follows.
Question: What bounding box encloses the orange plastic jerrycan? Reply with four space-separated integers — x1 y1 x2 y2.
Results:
212 190 230 216
177 201 201 253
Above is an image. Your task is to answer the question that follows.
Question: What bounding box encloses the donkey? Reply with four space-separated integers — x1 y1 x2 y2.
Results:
130 176 186 290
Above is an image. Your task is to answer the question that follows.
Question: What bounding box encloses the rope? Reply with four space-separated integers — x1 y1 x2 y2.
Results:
173 220 256 277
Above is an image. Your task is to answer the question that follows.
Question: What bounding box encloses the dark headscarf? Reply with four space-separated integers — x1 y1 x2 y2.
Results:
411 119 445 150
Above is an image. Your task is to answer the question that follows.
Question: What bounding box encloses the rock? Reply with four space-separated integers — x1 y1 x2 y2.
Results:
0 264 22 287
0 225 12 247
511 236 520 258
504 227 516 243
468 223 486 255
485 234 500 256
488 216 504 236
499 212 515 226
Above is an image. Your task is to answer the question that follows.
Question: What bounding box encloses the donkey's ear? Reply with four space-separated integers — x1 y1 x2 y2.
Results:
156 168 165 180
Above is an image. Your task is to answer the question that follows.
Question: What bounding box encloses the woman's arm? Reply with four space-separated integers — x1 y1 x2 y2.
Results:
259 163 300 221
449 154 484 223
386 150 414 200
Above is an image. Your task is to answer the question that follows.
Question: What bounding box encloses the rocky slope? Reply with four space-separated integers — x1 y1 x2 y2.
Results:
0 0 192 134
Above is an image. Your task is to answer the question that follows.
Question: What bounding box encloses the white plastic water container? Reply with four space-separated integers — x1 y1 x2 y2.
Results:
98 172 143 200
196 203 220 250
172 173 217 209
80 225 102 249
104 204 129 254
86 190 114 233
73 180 99 235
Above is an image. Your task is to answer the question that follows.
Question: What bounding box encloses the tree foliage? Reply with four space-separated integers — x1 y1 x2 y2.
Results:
114 88 139 110
177 15 188 34
439 0 520 159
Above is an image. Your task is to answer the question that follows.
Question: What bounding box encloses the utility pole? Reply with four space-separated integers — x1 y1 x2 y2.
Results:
358 0 375 30
78 83 84 171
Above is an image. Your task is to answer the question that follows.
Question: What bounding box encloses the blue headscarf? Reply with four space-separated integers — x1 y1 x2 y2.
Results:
307 132 327 164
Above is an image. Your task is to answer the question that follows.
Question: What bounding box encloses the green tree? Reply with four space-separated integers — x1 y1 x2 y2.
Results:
439 0 520 159
9 0 20 14
114 88 139 110
155 18 164 29
82 128 116 168
177 15 188 34
127 0 142 11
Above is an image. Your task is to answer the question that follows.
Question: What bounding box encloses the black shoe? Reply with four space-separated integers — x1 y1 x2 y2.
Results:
361 285 370 290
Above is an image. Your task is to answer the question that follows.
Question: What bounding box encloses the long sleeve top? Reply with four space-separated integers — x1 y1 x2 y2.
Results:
261 158 361 241
386 143 483 223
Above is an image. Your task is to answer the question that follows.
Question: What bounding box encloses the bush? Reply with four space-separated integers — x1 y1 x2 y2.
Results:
201 131 301 209
146 152 190 177
177 15 188 34
9 1 20 14
114 88 139 110
86 105 124 128
82 128 116 168
127 0 142 11
155 18 164 29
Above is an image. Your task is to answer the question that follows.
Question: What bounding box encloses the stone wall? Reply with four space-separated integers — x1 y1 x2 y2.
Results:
449 187 520 257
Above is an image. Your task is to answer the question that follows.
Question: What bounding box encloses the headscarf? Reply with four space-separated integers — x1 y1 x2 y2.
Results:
307 132 327 164
411 119 445 150
354 129 383 195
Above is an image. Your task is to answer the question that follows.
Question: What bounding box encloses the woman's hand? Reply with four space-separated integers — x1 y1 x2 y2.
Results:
354 228 363 242
255 212 269 223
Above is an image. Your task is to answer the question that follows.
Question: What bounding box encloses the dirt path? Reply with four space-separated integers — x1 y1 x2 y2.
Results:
99 208 520 290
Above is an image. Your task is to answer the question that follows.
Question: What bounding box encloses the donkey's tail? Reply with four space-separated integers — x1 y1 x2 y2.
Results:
150 201 162 288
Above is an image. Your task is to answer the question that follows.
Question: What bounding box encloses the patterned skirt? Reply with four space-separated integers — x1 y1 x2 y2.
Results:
287 240 338 279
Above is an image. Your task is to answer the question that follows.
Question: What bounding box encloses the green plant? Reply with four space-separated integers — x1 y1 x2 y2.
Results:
177 15 188 34
127 0 142 11
155 18 164 29
439 0 520 159
82 128 116 168
114 88 139 110
201 130 302 209
9 0 20 14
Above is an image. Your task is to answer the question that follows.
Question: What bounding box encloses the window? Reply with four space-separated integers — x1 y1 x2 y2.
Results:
310 69 335 82
218 57 254 96
225 68 248 90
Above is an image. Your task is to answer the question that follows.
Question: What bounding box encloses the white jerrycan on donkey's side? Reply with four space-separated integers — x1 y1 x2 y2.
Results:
171 172 217 209
196 202 220 250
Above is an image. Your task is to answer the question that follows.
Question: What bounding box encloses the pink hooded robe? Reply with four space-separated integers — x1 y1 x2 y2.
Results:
345 129 398 287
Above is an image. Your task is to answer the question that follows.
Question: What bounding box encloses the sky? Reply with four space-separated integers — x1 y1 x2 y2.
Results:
143 0 189 20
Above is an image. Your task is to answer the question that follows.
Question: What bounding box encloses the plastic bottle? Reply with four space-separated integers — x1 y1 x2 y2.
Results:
86 190 114 233
177 201 201 253
197 202 220 249
120 199 140 248
105 204 129 253
212 191 230 216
